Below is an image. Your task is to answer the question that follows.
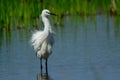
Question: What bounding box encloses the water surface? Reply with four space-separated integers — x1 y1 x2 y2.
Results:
0 15 120 80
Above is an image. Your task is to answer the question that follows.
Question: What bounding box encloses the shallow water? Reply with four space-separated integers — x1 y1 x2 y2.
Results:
0 15 120 80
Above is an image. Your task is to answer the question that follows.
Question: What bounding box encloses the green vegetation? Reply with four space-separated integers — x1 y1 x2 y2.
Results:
0 0 120 29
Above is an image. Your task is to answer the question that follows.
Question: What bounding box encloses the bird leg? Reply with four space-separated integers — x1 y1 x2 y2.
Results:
40 58 43 76
45 59 48 75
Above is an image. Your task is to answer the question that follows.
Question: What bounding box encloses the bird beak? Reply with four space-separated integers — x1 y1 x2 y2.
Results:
50 12 57 16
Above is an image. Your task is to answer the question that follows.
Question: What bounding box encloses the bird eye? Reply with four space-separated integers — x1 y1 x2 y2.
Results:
46 11 50 14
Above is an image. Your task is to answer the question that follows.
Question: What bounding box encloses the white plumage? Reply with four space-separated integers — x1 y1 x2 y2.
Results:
31 9 56 75
31 9 55 59
31 30 54 59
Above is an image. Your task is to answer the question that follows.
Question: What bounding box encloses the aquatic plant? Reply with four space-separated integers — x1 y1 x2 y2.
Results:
0 0 119 30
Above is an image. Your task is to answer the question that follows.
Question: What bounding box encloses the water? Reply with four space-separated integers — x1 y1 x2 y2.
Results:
0 15 120 80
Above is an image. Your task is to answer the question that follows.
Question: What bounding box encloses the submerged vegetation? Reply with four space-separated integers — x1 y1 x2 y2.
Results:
0 0 120 30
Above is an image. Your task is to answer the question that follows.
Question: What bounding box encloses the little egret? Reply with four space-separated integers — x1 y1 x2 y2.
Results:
31 9 56 75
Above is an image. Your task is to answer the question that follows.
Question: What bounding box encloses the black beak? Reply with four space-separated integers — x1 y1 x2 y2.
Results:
50 12 57 16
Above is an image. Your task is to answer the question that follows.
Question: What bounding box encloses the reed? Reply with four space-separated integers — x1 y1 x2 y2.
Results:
0 0 119 29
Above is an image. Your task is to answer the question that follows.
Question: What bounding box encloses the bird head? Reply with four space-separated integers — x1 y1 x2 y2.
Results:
41 9 56 17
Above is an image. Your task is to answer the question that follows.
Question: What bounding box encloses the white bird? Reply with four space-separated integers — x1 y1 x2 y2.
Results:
31 9 56 75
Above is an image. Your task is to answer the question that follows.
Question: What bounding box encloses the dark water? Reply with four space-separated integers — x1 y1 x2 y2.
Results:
0 15 120 80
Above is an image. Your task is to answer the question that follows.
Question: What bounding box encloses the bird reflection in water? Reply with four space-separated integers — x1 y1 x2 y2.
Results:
37 73 53 80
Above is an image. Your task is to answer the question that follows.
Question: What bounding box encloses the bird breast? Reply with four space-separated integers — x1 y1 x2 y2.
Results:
37 32 54 59
31 30 54 59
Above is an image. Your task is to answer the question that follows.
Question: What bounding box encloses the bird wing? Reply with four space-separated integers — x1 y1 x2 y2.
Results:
31 31 48 52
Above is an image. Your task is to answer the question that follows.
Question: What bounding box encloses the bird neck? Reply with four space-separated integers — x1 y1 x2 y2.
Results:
42 17 52 32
